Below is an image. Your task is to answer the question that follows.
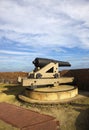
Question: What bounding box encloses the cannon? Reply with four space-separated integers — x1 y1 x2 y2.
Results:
21 57 73 88
33 57 71 68
19 57 78 104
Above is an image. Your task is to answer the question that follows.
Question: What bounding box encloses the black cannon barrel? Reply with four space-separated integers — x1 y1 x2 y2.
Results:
33 57 71 68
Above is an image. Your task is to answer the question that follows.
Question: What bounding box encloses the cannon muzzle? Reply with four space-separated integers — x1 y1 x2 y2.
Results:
33 58 71 68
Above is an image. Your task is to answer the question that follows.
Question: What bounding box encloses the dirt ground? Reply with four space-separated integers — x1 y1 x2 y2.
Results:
0 84 89 130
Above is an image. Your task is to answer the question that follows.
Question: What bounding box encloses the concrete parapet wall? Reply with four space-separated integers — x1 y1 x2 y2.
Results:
61 68 89 91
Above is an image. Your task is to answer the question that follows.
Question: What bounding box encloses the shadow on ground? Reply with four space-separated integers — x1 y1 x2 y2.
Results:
75 107 89 130
2 84 25 96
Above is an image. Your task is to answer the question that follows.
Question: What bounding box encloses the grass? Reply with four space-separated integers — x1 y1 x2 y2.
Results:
0 83 89 130
0 83 24 105
0 120 18 130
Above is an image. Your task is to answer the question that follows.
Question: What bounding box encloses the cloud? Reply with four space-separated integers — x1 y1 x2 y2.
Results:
0 0 89 49
0 0 89 71
0 50 30 55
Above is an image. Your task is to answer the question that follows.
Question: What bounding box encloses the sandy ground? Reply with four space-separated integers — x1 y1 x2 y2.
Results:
0 84 89 130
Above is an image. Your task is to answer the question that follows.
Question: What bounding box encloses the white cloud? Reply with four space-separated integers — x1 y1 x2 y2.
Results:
0 50 29 55
0 0 89 49
0 0 89 71
0 49 42 56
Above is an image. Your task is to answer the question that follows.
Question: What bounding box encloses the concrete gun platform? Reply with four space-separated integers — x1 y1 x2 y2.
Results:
0 102 59 130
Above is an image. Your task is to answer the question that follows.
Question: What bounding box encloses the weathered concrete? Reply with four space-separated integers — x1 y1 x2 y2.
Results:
23 85 78 101
19 85 78 104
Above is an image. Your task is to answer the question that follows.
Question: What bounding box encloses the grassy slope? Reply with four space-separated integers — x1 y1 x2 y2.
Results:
0 120 18 130
0 84 23 104
0 84 89 130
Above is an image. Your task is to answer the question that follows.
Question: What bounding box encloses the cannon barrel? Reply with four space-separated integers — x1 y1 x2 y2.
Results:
33 58 71 68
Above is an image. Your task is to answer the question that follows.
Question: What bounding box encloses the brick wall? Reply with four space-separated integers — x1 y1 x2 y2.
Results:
0 72 28 84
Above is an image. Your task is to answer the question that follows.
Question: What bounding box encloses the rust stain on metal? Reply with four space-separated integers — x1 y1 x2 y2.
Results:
0 102 60 130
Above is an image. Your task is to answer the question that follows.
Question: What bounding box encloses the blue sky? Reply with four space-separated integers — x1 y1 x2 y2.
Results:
0 0 89 72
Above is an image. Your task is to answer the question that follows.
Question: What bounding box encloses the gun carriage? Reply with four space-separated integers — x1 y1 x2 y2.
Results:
19 58 78 104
